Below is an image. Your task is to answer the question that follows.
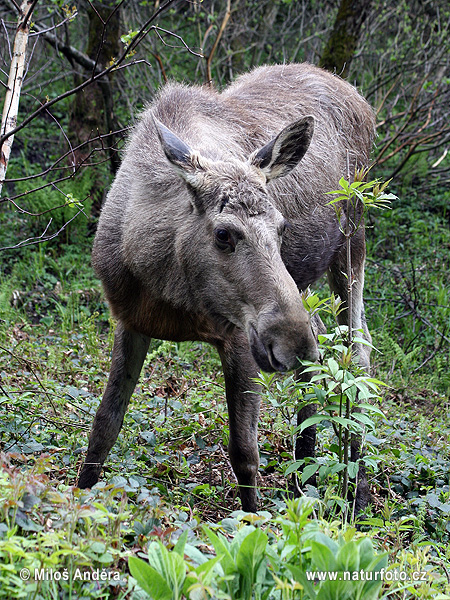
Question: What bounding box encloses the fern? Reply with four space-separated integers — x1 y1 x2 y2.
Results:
378 331 421 377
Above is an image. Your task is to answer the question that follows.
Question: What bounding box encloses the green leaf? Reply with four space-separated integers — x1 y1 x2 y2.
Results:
301 463 320 485
128 556 172 600
297 415 331 433
329 416 357 429
336 540 359 572
89 541 106 554
327 358 340 377
358 538 375 570
352 413 375 428
357 403 385 416
147 541 186 597
339 177 349 191
347 461 359 479
236 528 268 577
286 565 317 598
359 553 388 598
173 529 188 557
329 462 346 475
203 527 235 576
98 552 113 563
183 555 222 596
285 459 305 477
310 541 337 572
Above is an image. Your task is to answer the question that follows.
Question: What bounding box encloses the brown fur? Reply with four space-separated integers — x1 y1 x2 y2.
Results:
78 63 375 511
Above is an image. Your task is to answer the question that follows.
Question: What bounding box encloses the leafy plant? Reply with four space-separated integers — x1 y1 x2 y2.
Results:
129 498 388 600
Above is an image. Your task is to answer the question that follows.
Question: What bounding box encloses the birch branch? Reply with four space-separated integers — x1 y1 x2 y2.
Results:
0 0 35 196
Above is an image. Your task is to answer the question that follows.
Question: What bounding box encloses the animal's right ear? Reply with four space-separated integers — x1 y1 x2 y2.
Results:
153 117 194 172
153 117 210 213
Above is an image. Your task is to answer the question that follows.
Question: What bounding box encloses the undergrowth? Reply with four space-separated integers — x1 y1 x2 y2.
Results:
0 187 449 597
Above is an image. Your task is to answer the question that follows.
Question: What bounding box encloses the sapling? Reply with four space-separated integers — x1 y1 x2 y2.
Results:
259 172 395 521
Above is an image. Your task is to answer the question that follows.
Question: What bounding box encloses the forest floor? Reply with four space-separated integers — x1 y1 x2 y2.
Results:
0 195 449 598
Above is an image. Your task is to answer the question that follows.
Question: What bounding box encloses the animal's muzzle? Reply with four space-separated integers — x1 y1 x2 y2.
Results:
248 306 320 373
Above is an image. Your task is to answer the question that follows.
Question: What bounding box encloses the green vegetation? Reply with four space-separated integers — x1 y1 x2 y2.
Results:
1 167 449 598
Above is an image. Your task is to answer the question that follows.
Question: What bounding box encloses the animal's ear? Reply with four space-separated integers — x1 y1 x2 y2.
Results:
153 117 194 172
153 117 209 213
250 116 314 181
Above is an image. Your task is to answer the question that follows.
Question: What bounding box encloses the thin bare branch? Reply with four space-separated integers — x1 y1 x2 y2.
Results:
0 0 179 150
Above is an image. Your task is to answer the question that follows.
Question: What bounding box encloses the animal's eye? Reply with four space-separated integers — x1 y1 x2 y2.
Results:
214 228 235 252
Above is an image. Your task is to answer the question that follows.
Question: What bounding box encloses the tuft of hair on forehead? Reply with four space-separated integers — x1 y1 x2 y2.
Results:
202 161 270 216
216 174 271 217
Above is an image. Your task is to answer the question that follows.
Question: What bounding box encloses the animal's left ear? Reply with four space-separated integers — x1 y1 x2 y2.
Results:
250 116 314 181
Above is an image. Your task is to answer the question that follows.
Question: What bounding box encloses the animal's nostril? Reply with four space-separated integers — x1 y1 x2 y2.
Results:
267 344 287 372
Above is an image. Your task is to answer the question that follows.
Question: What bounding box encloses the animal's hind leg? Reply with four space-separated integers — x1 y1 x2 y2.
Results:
327 231 371 512
327 231 372 371
78 322 150 488
217 332 261 513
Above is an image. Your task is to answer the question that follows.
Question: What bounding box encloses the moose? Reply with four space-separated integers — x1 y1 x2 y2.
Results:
77 63 375 512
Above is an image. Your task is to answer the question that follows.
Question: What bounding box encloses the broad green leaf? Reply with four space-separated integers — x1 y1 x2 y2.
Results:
358 403 385 416
327 358 340 377
89 541 106 554
352 413 375 428
203 527 235 576
330 416 359 430
316 577 353 600
359 553 388 598
296 415 331 433
358 537 375 570
286 565 317 598
329 462 346 475
336 541 359 572
347 461 359 479
285 459 305 477
352 336 375 348
195 555 222 581
236 528 268 577
128 556 172 600
147 541 171 580
147 541 186 596
183 543 209 566
183 555 222 596
168 551 186 595
310 541 337 572
173 529 188 557
301 463 320 485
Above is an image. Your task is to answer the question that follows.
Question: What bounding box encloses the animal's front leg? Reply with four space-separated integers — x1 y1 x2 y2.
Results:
327 231 372 371
78 322 150 488
217 332 261 513
294 314 326 486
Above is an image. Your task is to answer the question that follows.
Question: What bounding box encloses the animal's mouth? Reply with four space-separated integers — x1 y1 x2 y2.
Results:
248 326 287 373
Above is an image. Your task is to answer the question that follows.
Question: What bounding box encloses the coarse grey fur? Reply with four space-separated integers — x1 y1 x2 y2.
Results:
78 63 375 512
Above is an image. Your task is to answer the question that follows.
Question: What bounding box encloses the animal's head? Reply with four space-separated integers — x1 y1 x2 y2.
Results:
154 115 318 371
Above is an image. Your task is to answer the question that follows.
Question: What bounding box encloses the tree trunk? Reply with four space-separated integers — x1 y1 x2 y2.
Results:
319 0 373 78
70 1 121 176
